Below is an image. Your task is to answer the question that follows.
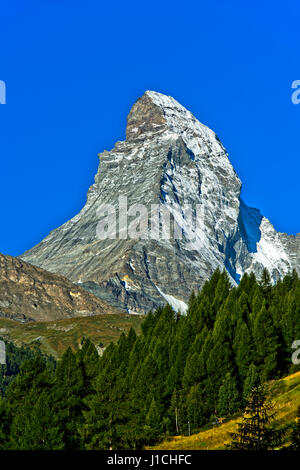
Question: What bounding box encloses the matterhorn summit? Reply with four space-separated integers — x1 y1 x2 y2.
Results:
22 91 300 314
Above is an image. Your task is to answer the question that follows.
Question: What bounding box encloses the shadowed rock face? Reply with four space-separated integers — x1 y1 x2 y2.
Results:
0 253 122 322
21 91 300 314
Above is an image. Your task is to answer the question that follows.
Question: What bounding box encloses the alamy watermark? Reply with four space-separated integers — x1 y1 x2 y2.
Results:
96 196 199 244
291 80 300 104
292 340 300 365
0 341 6 365
0 80 6 104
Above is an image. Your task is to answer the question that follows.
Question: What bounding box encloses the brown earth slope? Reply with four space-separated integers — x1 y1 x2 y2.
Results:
0 253 123 322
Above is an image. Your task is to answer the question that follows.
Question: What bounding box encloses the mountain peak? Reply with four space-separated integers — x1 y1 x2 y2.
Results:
144 90 184 111
21 92 300 314
126 91 220 159
127 90 204 141
126 91 168 141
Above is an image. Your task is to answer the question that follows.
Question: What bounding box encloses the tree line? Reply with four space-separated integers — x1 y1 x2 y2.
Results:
0 268 299 449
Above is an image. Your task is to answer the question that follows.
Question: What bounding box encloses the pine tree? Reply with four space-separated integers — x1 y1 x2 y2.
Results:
233 320 254 380
253 302 280 380
0 269 298 450
229 385 283 450
52 347 85 449
82 371 131 449
146 398 162 438
9 392 64 450
182 352 203 389
259 268 273 307
206 340 233 405
5 356 50 412
170 389 185 435
243 362 260 402
212 270 231 316
250 287 264 320
236 291 250 319
217 373 240 417
186 384 208 431
77 338 100 394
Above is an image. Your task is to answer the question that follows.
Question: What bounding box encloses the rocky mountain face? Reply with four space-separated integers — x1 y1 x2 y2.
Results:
21 91 300 314
0 253 121 322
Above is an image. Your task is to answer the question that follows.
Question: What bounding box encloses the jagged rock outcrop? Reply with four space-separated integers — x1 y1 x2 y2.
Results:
0 253 122 321
21 91 300 314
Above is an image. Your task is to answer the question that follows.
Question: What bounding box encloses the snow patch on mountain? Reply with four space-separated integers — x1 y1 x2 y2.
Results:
156 286 188 314
247 218 292 278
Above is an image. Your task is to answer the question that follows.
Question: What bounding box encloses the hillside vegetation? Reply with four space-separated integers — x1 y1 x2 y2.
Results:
0 269 299 449
151 370 300 449
0 313 144 358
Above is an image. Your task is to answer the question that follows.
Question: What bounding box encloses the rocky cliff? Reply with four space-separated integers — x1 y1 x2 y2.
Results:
0 253 122 321
21 91 300 314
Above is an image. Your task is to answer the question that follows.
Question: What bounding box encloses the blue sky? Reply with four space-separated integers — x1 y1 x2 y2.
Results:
0 0 299 256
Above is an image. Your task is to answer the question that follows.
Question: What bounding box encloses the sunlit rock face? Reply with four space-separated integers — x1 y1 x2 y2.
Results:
21 91 300 314
0 253 122 322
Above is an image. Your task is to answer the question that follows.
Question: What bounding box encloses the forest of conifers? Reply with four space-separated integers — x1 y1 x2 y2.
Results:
0 268 299 449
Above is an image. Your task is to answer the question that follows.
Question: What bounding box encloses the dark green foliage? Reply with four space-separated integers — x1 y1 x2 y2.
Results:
0 268 298 449
253 303 281 380
233 320 253 380
0 338 55 396
1 354 56 449
9 392 63 450
259 268 273 305
217 373 240 416
185 384 208 430
243 362 260 402
229 385 284 450
51 347 86 449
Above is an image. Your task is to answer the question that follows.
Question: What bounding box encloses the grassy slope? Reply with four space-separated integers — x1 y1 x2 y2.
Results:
151 370 300 450
1 313 298 449
0 314 144 359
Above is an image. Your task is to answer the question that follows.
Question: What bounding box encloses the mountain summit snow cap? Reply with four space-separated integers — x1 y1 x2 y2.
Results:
126 90 224 159
21 89 299 315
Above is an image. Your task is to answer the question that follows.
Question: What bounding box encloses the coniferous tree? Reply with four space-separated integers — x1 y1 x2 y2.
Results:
186 384 208 431
170 389 185 435
9 392 63 450
206 340 233 405
52 347 85 449
253 302 280 380
182 352 203 389
229 385 283 450
233 320 253 380
243 362 260 402
82 365 132 449
0 269 298 450
146 398 163 438
5 355 50 412
259 268 273 306
217 373 240 417
250 287 264 321
77 338 100 394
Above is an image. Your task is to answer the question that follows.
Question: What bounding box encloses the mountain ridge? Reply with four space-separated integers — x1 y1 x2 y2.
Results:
21 91 300 314
0 252 123 322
